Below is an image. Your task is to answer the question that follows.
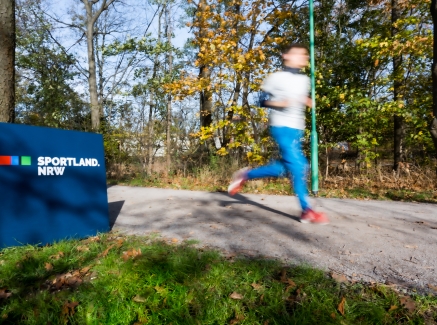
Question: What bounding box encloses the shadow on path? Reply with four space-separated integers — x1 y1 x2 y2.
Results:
218 191 301 222
108 200 124 229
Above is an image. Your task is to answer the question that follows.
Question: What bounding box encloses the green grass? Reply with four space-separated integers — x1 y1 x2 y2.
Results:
0 234 436 324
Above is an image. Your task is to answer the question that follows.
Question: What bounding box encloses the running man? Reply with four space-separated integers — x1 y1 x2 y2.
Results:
228 43 329 224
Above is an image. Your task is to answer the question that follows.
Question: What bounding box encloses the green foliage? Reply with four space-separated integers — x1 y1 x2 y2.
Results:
180 0 435 166
15 0 89 131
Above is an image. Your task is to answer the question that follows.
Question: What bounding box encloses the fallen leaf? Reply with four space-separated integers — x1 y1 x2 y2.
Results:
132 295 147 303
389 305 398 311
330 271 349 283
229 313 244 324
116 239 124 248
229 291 243 300
66 276 83 287
84 236 100 243
80 266 92 275
54 276 66 289
251 283 263 291
61 301 79 318
286 279 296 288
122 248 142 261
171 238 178 243
49 252 64 260
154 286 166 294
45 263 53 271
400 296 416 313
337 297 346 316
0 288 12 299
280 268 289 283
427 284 437 292
76 245 89 252
99 244 115 257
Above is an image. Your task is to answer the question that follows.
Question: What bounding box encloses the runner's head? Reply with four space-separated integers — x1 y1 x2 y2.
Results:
282 43 309 69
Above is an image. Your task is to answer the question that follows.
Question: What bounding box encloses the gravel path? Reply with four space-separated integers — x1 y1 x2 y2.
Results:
108 185 437 292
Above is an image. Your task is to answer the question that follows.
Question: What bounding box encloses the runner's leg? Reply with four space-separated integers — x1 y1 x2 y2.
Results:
270 126 311 211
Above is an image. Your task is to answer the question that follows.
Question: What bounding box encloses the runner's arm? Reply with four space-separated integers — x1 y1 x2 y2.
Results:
306 97 312 107
264 99 290 108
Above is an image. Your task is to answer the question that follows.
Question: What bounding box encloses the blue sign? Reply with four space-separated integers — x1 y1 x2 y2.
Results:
0 123 109 247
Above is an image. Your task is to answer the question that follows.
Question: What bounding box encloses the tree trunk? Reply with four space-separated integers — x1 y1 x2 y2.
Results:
96 29 106 119
0 0 15 123
165 4 172 174
392 0 404 171
430 0 437 158
81 0 116 131
198 0 212 129
146 8 163 175
222 1 241 147
147 92 155 175
85 13 100 130
199 67 212 128
241 3 259 143
222 80 240 147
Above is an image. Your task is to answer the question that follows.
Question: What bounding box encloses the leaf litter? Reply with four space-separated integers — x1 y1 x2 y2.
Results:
61 301 79 318
0 288 12 299
122 248 142 261
229 292 243 300
43 266 94 291
337 297 346 316
399 296 416 313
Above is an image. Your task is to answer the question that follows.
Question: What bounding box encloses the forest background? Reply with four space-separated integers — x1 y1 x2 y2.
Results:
3 0 437 201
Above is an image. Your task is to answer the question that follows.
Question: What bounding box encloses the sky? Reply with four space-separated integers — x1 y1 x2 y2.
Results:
43 0 191 101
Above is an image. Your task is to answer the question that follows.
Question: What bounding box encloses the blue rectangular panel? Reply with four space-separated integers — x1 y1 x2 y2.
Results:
11 156 19 165
0 123 109 247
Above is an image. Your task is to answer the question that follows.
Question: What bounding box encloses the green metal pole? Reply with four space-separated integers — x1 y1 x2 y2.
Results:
309 0 319 195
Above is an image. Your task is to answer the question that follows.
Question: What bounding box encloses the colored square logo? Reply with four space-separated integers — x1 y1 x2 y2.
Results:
21 156 31 166
11 156 19 165
0 156 11 165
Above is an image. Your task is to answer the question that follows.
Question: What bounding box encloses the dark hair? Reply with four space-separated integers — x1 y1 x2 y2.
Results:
282 43 308 54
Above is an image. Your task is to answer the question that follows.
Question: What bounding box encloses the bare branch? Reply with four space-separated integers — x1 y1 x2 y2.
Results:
42 9 86 33
45 28 88 78
92 0 117 25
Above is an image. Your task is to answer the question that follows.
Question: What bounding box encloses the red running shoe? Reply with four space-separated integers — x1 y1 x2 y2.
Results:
227 168 249 196
300 209 330 225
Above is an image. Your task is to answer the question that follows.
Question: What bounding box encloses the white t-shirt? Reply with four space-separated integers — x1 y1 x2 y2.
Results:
261 71 309 130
